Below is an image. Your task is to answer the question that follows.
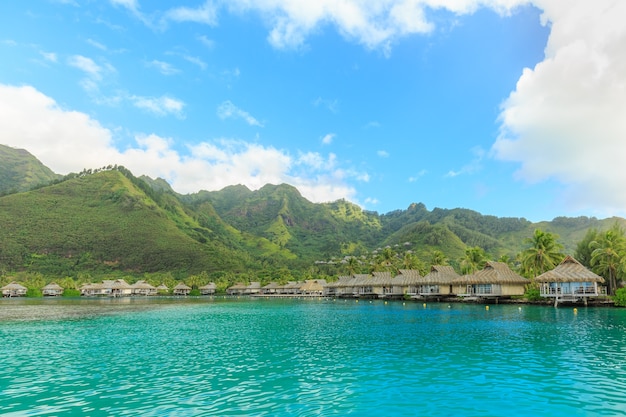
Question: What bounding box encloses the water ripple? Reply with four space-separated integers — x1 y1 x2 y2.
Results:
1 299 626 416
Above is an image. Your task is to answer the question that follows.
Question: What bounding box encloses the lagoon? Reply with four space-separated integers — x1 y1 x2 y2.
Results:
1 298 625 416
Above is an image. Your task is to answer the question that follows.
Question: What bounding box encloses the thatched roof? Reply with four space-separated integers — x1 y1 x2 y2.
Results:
393 269 422 285
102 279 132 289
535 255 605 283
173 282 191 290
199 283 217 290
300 280 325 292
42 282 64 291
453 262 528 285
157 284 169 290
421 265 460 285
132 280 156 290
371 271 394 286
1 281 27 291
227 283 248 291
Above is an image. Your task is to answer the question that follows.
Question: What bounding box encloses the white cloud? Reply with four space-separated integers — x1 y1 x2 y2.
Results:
183 55 207 70
217 100 264 127
87 38 107 51
321 133 335 145
313 97 339 113
0 84 356 204
68 55 103 80
408 169 427 182
445 146 484 178
197 35 215 49
492 0 626 215
40 51 57 62
377 150 390 158
164 1 218 25
131 95 185 118
147 59 180 75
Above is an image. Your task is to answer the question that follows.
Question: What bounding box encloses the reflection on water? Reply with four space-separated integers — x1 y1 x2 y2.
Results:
1 298 625 416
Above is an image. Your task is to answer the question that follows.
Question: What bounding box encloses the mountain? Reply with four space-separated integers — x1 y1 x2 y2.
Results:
1 144 625 280
0 168 260 276
0 144 60 195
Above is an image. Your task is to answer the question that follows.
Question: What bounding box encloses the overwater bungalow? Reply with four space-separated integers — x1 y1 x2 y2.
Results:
453 262 528 299
131 280 157 296
226 283 248 295
1 282 27 297
535 255 606 306
418 265 460 297
42 282 64 296
81 279 134 297
390 269 422 298
261 282 280 295
247 282 262 295
105 279 133 297
199 282 216 295
173 282 191 296
156 284 169 295
299 279 326 295
80 282 106 296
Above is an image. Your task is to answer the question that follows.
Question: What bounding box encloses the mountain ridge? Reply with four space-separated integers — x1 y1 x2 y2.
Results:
1 144 624 282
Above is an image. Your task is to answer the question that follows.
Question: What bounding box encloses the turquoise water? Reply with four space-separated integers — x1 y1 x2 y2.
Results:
1 298 626 416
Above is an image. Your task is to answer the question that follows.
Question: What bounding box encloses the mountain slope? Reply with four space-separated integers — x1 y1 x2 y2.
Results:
0 144 60 195
0 169 251 276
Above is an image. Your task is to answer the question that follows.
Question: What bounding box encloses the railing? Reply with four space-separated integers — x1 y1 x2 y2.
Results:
540 284 605 297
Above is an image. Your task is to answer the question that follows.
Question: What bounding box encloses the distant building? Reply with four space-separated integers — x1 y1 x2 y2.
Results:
42 282 64 296
453 262 528 299
535 255 606 306
1 282 27 297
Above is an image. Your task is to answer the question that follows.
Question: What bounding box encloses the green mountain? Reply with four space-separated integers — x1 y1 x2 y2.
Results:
1 144 625 281
0 169 260 277
0 144 60 195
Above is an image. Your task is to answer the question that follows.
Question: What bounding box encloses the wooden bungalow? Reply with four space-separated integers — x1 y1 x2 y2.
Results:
105 279 133 297
453 262 528 299
173 282 192 296
535 255 606 306
418 265 460 297
261 282 280 295
199 282 217 295
349 274 380 298
80 282 106 296
156 284 169 295
390 269 422 298
226 283 248 295
42 282 64 296
299 279 326 295
1 282 27 297
131 280 157 296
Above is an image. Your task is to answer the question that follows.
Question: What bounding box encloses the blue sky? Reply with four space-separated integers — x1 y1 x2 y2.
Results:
1 0 625 222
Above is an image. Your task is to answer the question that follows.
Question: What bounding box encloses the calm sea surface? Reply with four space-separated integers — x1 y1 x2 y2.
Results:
1 298 625 416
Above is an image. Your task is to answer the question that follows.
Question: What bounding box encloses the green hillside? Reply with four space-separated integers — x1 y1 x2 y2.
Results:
0 144 60 195
0 169 252 277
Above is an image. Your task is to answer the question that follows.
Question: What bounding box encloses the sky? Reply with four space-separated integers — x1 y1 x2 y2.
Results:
1 0 625 222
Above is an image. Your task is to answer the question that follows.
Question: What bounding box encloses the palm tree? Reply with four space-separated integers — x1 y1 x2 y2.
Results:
345 256 360 275
590 225 626 295
430 250 448 267
460 246 488 275
519 229 565 278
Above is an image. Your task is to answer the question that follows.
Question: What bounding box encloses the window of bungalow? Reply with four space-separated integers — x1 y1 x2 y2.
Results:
476 284 492 295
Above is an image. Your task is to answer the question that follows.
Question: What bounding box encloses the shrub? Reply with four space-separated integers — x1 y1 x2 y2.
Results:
26 288 43 297
613 287 626 307
525 287 542 302
62 288 81 297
